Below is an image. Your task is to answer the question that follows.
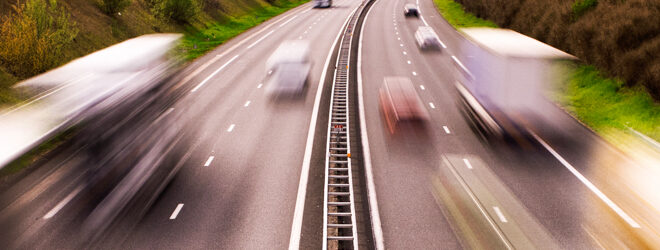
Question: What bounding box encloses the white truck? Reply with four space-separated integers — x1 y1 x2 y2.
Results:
313 0 332 8
454 28 576 143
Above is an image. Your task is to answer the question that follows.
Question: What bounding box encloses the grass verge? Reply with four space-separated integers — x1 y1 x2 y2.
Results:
433 0 660 143
181 0 308 60
432 0 496 28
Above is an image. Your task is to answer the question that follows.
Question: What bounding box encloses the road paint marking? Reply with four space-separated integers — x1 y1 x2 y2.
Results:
429 102 436 109
397 37 400 40
396 32 399 35
279 15 299 27
530 132 641 228
304 31 308 34
420 85 425 90
357 4 385 249
204 156 215 167
443 156 513 249
443 126 451 134
463 158 473 169
400 43 403 47
244 100 251 107
394 27 397 30
169 203 184 220
493 206 508 223
43 185 84 219
298 36 303 39
191 55 239 92
227 124 236 132
247 30 276 49
257 83 263 89
403 51 407 55
407 60 411 64
412 71 417 76
290 5 361 250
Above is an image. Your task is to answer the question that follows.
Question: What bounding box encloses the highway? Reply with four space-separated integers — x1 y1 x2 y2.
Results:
359 0 658 249
0 0 659 248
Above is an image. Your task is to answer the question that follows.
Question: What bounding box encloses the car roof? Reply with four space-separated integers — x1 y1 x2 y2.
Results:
383 77 424 119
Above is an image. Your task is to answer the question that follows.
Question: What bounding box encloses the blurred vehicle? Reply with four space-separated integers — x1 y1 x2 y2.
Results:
313 0 332 8
414 26 442 51
265 40 311 96
454 28 576 143
379 77 429 134
404 4 419 17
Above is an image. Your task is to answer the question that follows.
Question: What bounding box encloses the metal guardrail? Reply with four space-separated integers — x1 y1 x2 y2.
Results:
322 1 369 249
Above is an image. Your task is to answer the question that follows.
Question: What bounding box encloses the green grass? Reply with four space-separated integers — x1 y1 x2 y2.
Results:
432 0 497 28
559 65 660 141
180 0 308 60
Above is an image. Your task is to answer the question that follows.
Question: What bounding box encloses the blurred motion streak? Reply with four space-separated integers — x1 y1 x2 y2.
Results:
265 40 312 99
0 34 200 248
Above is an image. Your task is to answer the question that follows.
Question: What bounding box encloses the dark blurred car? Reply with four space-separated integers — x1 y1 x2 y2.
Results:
379 77 429 134
404 4 419 17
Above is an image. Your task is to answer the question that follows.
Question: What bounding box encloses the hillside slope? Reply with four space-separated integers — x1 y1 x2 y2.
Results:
0 0 307 106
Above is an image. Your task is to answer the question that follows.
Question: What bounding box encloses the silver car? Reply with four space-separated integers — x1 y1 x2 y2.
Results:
414 26 442 50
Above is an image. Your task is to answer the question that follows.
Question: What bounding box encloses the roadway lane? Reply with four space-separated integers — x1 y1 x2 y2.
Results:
120 1 364 249
359 0 653 248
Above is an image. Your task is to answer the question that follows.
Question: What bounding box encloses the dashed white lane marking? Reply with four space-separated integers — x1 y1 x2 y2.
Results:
443 126 451 134
257 83 263 89
463 158 473 169
412 71 417 76
530 132 641 228
493 206 508 223
420 85 425 90
204 156 215 167
279 15 299 27
247 30 275 49
403 51 407 55
397 37 401 40
169 204 184 220
429 102 436 109
191 55 239 92
407 60 411 64
227 124 236 132
244 100 251 107
299 36 303 39
43 185 84 219
400 43 403 47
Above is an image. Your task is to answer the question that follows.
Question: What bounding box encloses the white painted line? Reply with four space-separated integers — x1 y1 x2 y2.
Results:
493 206 508 223
429 102 436 109
289 5 361 250
279 15 299 27
357 3 385 249
443 126 451 134
443 156 513 249
304 31 308 34
191 55 239 92
403 51 407 55
227 124 236 132
169 203 184 220
204 156 215 167
394 27 397 30
43 185 84 219
247 30 275 49
530 132 641 228
407 60 411 64
298 36 303 39
420 85 425 90
463 158 473 169
244 100 251 107
257 83 263 89
400 43 403 47
412 71 417 76
397 37 401 40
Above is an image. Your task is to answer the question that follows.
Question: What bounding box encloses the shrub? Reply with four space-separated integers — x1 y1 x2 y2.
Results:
100 0 131 14
572 0 598 19
0 0 78 78
151 0 201 23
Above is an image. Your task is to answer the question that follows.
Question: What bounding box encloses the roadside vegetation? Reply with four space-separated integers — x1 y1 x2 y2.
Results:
433 0 660 142
0 0 308 105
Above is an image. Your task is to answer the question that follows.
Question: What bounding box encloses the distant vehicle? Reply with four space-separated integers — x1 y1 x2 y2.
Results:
265 40 311 96
379 77 429 134
313 0 332 8
414 26 442 51
404 4 419 17
454 28 576 143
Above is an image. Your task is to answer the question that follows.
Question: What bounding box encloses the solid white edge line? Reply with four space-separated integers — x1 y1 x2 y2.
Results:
358 0 385 249
247 30 276 49
169 203 184 220
191 55 239 92
288 4 360 250
204 156 215 167
493 206 508 223
530 132 641 228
